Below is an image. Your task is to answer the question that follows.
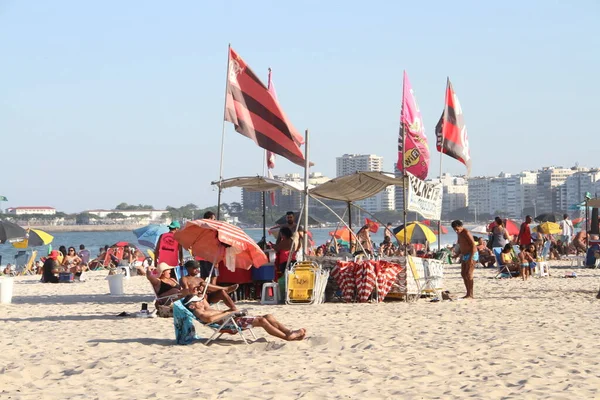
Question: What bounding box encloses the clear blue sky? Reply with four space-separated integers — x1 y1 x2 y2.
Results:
1 0 598 213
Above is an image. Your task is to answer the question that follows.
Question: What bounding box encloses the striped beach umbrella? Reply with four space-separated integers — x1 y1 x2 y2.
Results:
12 228 52 248
394 222 437 244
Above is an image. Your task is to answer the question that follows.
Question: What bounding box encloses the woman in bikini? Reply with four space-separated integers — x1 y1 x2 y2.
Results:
146 262 183 306
62 247 82 274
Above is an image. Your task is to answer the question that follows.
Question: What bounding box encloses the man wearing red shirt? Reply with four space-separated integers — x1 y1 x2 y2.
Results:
517 215 533 246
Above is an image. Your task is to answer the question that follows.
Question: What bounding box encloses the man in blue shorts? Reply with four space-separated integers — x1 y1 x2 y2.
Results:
452 220 477 299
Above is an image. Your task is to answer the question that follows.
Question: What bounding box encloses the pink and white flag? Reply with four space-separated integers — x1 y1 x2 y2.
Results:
397 71 430 180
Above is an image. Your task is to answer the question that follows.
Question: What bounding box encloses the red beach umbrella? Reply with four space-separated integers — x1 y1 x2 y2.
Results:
488 219 520 236
376 260 403 301
174 219 268 271
355 261 377 303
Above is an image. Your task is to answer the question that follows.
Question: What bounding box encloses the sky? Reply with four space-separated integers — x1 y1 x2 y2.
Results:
1 0 598 213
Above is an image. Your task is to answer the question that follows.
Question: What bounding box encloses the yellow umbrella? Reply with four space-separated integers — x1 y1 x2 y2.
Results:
394 221 437 244
535 222 561 235
12 228 54 248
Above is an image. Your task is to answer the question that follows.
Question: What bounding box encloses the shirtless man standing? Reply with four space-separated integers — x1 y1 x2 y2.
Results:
451 220 477 299
184 295 306 341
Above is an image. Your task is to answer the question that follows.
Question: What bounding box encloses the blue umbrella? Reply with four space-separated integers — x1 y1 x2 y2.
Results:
133 224 169 249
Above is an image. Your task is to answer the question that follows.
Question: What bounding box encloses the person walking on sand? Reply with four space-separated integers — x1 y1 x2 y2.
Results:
452 220 477 299
559 214 574 255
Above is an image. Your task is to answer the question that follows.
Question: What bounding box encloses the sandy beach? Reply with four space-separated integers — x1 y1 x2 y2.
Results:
2 261 600 399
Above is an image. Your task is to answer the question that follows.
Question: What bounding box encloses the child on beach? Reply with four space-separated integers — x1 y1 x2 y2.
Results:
518 245 534 281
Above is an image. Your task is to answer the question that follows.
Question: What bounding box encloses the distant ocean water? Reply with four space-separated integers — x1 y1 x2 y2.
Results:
0 227 459 265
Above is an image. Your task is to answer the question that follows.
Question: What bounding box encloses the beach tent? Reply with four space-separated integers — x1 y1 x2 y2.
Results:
215 172 406 252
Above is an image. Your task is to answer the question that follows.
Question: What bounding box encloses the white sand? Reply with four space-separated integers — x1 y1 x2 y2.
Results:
2 261 600 399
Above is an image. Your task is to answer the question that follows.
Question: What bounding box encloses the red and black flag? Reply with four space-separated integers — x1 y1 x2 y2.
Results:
435 78 471 175
225 47 306 167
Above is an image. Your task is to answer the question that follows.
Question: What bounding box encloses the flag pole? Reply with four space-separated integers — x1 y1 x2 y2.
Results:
437 77 449 251
303 129 310 253
216 43 231 220
261 67 274 249
401 71 408 255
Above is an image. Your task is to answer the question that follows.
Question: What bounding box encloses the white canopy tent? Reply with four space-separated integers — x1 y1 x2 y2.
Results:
213 171 406 250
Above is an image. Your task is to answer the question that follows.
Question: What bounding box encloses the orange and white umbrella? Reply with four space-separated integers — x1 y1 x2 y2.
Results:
174 219 268 271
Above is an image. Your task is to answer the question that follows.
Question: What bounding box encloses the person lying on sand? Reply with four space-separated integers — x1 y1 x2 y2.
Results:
183 295 306 341
180 260 239 311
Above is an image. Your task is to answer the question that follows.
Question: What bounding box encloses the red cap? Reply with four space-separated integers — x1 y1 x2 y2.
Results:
48 250 59 260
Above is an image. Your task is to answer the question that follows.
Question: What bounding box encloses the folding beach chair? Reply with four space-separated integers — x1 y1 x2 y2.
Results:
493 247 517 278
173 299 256 345
539 241 551 261
406 256 442 300
286 261 319 304
19 251 37 276
14 251 27 271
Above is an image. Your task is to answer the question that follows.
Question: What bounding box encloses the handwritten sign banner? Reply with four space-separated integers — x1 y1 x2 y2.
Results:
406 172 443 220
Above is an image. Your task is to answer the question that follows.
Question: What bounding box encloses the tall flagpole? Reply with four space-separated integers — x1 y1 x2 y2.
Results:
216 43 231 220
437 77 449 251
303 129 310 253
401 71 408 254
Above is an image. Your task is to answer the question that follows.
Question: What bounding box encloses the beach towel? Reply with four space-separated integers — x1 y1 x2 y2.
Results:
173 300 201 345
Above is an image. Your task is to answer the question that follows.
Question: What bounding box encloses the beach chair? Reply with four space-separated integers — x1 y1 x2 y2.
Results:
493 247 515 279
173 299 256 345
19 251 38 276
14 251 27 271
285 261 319 304
406 256 442 300
539 240 551 261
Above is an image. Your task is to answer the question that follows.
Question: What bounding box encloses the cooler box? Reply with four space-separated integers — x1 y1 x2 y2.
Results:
59 273 74 283
218 267 252 284
252 264 275 281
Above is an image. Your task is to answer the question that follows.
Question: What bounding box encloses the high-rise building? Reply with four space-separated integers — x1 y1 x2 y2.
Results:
536 167 576 214
565 169 600 211
336 154 388 213
517 171 538 217
489 173 520 218
241 189 262 211
336 154 383 177
468 176 492 218
431 173 469 216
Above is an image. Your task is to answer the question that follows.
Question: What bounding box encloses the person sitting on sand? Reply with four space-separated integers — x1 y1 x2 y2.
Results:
62 247 82 273
42 251 60 283
3 263 14 275
183 295 306 341
573 230 587 255
476 238 495 268
549 243 561 260
180 260 238 311
146 262 183 305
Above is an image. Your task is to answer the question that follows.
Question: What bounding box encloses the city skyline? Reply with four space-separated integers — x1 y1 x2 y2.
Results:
1 2 598 212
5 160 599 217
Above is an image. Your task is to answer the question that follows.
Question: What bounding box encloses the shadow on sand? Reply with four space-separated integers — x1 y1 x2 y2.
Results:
86 336 268 347
10 293 152 306
0 313 125 323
